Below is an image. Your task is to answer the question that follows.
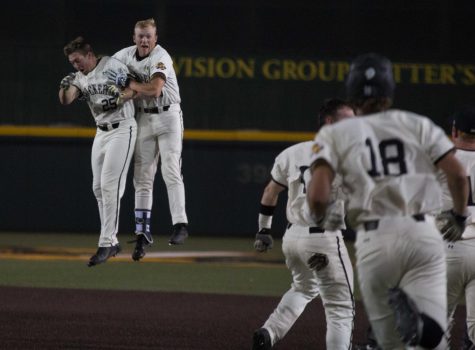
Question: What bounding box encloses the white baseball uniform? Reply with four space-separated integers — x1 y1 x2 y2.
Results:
311 109 453 349
71 56 137 247
262 141 354 350
439 148 475 345
113 45 187 224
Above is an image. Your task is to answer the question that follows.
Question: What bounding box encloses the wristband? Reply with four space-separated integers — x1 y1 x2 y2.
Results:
258 213 273 231
260 204 276 216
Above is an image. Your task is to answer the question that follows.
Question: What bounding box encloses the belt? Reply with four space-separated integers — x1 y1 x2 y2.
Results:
97 122 120 131
137 106 170 114
363 214 425 231
287 223 325 234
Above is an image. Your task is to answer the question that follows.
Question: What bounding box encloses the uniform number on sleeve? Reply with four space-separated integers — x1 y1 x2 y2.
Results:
101 97 118 112
365 138 407 177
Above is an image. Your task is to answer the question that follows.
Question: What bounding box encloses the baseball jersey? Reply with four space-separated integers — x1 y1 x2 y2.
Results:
438 148 475 240
71 56 135 124
311 109 454 227
271 141 345 227
113 45 181 109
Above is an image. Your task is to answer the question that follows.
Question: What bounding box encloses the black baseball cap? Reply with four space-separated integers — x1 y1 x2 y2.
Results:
345 53 395 100
453 106 475 134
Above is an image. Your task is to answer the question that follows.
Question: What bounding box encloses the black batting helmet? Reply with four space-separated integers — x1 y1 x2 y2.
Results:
345 53 395 100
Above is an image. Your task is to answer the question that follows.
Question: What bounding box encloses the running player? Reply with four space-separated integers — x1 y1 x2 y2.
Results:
106 18 188 261
252 99 355 350
438 106 475 348
59 37 137 267
308 53 469 349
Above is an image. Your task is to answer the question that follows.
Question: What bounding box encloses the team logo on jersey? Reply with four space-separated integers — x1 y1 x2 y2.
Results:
312 143 324 154
155 62 166 70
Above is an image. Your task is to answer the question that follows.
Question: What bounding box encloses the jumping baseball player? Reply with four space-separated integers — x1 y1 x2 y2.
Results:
252 99 355 350
106 18 188 261
307 53 469 350
59 37 137 267
437 106 475 348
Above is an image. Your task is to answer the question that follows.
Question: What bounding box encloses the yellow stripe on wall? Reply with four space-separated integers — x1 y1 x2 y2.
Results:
0 125 315 142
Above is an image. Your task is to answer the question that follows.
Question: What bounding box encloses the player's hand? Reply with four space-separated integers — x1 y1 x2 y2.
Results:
107 85 125 105
60 73 76 91
104 69 130 88
435 209 469 242
254 228 273 252
307 252 329 271
315 201 345 231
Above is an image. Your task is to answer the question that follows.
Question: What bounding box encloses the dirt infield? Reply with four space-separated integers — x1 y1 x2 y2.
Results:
0 286 466 349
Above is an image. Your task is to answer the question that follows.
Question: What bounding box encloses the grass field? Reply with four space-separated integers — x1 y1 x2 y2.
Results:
0 232 359 297
0 232 317 296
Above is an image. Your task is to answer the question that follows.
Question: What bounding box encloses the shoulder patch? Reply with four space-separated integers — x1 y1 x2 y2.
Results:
312 143 324 154
155 62 166 70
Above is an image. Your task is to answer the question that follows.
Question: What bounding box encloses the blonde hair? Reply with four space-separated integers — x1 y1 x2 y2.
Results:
135 18 157 30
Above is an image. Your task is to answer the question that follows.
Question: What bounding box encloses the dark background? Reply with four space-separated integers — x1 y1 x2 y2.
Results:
1 0 474 129
1 0 474 235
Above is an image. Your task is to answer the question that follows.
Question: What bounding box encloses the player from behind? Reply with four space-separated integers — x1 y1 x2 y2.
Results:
59 37 137 267
252 99 355 350
308 53 469 349
438 106 475 348
105 18 188 262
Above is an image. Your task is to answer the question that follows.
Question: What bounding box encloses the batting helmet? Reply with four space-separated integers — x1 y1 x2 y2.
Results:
345 53 395 100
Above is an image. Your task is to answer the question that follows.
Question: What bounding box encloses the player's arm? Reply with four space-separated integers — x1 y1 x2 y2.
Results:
58 73 80 105
435 150 469 241
307 159 335 219
254 180 286 252
128 73 165 98
437 151 468 215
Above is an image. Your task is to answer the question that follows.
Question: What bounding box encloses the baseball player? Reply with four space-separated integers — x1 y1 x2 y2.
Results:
59 37 137 267
106 18 188 261
252 99 355 350
307 53 469 349
437 106 475 348
357 108 475 350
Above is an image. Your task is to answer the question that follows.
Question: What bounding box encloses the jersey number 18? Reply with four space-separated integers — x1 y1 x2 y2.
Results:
365 138 407 177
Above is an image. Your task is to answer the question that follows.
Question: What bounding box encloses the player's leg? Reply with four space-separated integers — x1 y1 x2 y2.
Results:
132 114 159 259
356 226 409 350
260 226 319 346
311 231 355 350
157 111 188 244
392 219 447 350
91 134 105 241
464 241 475 345
98 122 136 247
446 242 465 347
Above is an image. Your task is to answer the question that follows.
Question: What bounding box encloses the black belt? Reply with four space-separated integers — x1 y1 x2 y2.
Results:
287 223 325 234
137 106 170 114
363 214 425 231
97 122 120 131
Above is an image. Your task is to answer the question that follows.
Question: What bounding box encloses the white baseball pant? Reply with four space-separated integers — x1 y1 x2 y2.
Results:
446 239 475 345
133 104 188 224
263 224 354 349
91 118 137 247
355 216 447 350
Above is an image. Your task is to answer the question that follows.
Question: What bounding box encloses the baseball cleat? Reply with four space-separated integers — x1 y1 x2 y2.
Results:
169 223 189 245
87 244 121 267
252 328 272 350
131 234 151 261
388 287 423 346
